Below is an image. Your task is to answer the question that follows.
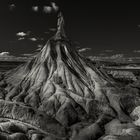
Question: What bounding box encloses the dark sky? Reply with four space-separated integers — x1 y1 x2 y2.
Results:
1 1 140 57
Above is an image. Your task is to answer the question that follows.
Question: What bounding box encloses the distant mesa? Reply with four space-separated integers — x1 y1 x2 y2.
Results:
0 52 10 57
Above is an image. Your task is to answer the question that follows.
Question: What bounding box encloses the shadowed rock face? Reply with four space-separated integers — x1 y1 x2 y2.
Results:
0 13 140 140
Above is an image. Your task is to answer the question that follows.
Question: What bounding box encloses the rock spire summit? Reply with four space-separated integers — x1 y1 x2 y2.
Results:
54 12 67 40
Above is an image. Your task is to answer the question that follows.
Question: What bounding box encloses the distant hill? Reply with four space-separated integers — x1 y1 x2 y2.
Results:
0 56 30 62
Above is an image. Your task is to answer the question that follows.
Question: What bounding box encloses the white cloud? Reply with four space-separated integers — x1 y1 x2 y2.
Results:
43 6 52 14
9 4 16 11
38 44 43 48
133 50 140 53
16 32 27 37
32 6 39 12
18 37 25 41
78 48 91 53
49 28 56 32
29 37 37 41
32 2 59 14
16 31 30 37
51 2 59 12
36 44 43 51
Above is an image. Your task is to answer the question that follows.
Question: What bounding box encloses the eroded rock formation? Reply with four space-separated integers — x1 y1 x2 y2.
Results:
0 13 140 140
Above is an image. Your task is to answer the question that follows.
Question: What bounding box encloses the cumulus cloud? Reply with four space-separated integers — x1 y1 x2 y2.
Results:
51 2 59 12
78 48 91 53
18 37 25 41
43 6 52 14
16 32 27 37
43 2 59 14
49 28 56 32
29 37 37 41
38 44 43 48
9 4 16 11
36 44 43 51
32 6 39 12
16 31 32 41
16 31 31 37
31 2 59 14
133 50 140 53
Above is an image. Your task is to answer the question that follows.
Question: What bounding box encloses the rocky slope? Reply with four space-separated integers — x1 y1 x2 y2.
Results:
0 13 140 140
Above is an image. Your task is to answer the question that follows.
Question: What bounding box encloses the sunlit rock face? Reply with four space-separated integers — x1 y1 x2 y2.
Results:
0 13 140 140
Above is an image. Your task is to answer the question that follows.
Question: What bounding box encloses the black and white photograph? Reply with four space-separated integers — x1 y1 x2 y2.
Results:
0 1 140 140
